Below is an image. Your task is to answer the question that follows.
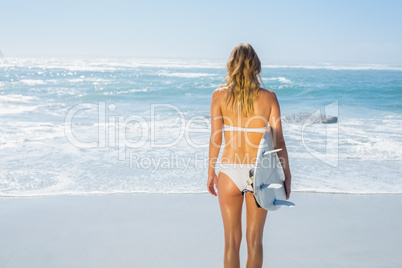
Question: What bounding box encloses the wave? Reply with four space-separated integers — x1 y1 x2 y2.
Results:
292 190 402 195
103 88 149 95
158 72 217 78
0 105 37 115
0 122 64 148
19 79 47 85
0 94 38 103
262 63 402 71
0 94 39 115
0 58 226 71
263 77 292 83
3 58 402 71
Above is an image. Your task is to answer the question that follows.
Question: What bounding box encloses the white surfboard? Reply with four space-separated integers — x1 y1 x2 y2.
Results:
250 127 295 211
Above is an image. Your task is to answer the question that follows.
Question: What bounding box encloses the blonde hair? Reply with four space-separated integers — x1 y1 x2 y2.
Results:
223 43 263 117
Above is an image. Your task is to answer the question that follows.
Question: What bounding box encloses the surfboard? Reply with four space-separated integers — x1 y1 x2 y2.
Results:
249 127 295 211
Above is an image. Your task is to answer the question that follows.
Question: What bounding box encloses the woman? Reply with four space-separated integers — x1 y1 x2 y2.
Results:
207 43 292 268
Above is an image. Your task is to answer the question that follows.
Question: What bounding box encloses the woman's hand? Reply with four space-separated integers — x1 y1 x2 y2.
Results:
284 177 291 200
207 172 218 196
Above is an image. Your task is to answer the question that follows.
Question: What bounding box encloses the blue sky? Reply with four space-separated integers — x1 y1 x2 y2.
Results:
1 0 401 64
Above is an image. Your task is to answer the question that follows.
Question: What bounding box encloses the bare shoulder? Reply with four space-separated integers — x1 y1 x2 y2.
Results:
211 86 227 103
257 88 278 103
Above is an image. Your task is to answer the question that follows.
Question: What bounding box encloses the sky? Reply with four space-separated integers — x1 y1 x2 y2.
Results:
0 0 402 64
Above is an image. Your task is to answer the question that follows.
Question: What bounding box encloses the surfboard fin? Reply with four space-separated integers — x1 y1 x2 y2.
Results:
273 199 295 207
262 148 282 156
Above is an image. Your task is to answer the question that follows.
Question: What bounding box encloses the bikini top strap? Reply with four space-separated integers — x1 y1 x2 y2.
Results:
223 124 267 133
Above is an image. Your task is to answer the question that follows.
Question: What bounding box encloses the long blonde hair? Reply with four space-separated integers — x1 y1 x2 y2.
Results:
223 43 263 117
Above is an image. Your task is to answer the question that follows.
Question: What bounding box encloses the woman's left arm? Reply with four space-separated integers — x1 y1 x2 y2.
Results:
207 89 223 196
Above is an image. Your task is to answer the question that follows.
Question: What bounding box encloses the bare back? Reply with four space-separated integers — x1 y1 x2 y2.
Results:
212 87 278 165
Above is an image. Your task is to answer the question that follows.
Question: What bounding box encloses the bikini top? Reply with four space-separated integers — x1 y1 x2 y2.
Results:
223 124 267 133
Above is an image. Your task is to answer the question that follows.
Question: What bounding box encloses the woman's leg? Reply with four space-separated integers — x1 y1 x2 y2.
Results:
245 192 267 268
217 172 244 268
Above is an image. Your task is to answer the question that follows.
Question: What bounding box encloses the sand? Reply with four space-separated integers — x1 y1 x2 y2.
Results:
0 193 401 267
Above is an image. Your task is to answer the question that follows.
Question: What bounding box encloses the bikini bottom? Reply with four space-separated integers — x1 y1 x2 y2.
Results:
219 163 255 195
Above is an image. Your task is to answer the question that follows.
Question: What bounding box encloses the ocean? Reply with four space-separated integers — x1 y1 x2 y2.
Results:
0 57 401 196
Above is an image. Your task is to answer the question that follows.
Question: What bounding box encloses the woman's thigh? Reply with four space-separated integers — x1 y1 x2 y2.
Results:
217 172 244 234
245 193 267 240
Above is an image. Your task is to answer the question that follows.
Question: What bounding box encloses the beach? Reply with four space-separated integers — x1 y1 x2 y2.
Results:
1 58 401 267
1 193 401 268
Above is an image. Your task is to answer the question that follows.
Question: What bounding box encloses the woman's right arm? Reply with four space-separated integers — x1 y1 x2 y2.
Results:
268 92 292 199
207 89 223 196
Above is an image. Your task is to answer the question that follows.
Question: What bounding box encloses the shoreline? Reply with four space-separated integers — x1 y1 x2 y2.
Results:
1 190 402 198
1 193 401 267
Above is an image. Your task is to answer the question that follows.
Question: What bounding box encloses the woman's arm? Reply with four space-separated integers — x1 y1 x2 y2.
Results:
268 92 292 199
207 89 223 196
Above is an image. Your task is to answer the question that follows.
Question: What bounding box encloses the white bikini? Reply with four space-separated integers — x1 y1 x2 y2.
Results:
219 124 267 195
